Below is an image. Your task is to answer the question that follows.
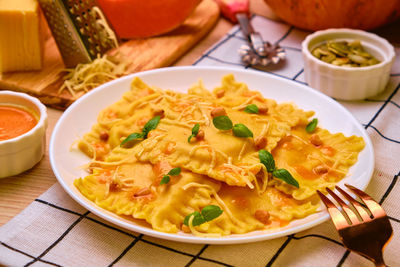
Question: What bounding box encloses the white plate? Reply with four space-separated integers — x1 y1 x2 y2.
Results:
50 66 374 244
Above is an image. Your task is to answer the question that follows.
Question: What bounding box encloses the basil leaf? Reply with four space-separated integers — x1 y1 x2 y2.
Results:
192 123 200 135
232 123 253 138
168 167 181 176
212 116 233 130
244 104 259 114
259 149 275 172
188 123 200 143
160 175 170 185
183 211 206 226
142 116 161 138
188 134 195 143
306 118 318 133
272 168 299 188
120 132 144 146
201 205 223 222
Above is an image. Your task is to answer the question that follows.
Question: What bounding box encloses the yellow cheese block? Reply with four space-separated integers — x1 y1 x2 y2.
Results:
0 0 44 72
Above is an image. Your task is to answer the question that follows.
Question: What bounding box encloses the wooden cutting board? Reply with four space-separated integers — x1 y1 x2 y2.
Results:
0 0 219 110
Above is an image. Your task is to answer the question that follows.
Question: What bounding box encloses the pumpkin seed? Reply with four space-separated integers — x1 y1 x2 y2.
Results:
331 57 350 66
348 40 362 48
318 45 330 55
328 41 350 56
368 58 380 65
348 54 368 64
312 48 322 58
311 40 380 67
352 48 372 58
321 52 336 63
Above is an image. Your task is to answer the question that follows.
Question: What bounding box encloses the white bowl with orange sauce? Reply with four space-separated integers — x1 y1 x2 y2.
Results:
0 91 47 178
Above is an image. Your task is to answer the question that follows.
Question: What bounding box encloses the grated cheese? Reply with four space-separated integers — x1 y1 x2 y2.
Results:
246 163 268 194
162 119 192 129
60 55 130 96
187 215 222 238
221 163 254 189
136 102 148 109
105 166 121 197
182 182 241 226
259 122 270 137
127 94 162 114
195 103 210 126
255 118 270 123
291 134 310 145
89 156 134 166
237 142 247 161
185 119 208 125
177 105 196 121
98 118 122 127
225 173 240 183
91 6 119 48
232 95 258 110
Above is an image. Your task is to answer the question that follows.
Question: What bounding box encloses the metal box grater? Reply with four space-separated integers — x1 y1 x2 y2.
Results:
39 0 118 68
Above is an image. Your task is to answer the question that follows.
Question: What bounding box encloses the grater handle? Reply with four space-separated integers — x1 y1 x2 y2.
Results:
39 0 92 67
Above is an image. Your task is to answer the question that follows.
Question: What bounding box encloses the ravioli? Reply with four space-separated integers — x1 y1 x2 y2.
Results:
75 160 221 233
75 158 320 235
74 74 365 237
133 75 313 187
270 127 365 200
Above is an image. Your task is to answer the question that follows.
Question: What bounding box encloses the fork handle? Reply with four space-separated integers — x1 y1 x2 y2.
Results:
372 252 387 267
374 259 387 267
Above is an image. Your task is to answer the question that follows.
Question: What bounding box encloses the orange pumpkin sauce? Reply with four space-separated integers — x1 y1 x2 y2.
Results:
0 105 38 141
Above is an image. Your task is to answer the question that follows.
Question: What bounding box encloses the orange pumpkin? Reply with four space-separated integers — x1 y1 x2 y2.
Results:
264 0 400 31
97 0 202 39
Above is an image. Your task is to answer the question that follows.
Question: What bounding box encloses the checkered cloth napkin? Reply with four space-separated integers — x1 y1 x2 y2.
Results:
1 16 399 267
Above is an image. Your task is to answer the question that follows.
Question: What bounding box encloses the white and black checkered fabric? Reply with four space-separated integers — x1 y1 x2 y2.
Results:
1 16 399 267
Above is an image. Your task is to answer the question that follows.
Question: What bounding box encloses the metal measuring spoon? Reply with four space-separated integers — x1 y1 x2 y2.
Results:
236 13 285 66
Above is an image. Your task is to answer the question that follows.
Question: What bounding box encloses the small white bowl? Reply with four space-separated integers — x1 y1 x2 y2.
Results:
0 91 48 178
301 28 395 100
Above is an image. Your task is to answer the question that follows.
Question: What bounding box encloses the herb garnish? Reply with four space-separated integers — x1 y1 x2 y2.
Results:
120 132 144 146
120 116 161 146
259 149 275 172
258 150 299 188
183 205 223 226
212 115 233 130
232 123 253 138
160 175 170 185
188 123 200 143
212 115 253 138
160 167 181 185
272 169 299 187
244 104 259 114
306 118 318 133
142 116 161 138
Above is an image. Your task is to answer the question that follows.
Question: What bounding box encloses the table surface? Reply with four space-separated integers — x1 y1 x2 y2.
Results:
0 16 236 226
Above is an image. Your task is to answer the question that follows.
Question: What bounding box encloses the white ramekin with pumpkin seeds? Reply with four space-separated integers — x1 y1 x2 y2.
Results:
301 28 395 101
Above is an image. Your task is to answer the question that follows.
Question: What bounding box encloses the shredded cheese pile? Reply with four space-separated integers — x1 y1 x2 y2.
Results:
59 55 130 96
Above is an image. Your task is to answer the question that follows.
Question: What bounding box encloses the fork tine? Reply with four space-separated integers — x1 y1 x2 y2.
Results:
317 190 349 229
345 184 387 218
326 187 360 225
335 186 371 222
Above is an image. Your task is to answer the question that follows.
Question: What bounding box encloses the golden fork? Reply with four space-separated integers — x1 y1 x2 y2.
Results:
317 184 393 267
